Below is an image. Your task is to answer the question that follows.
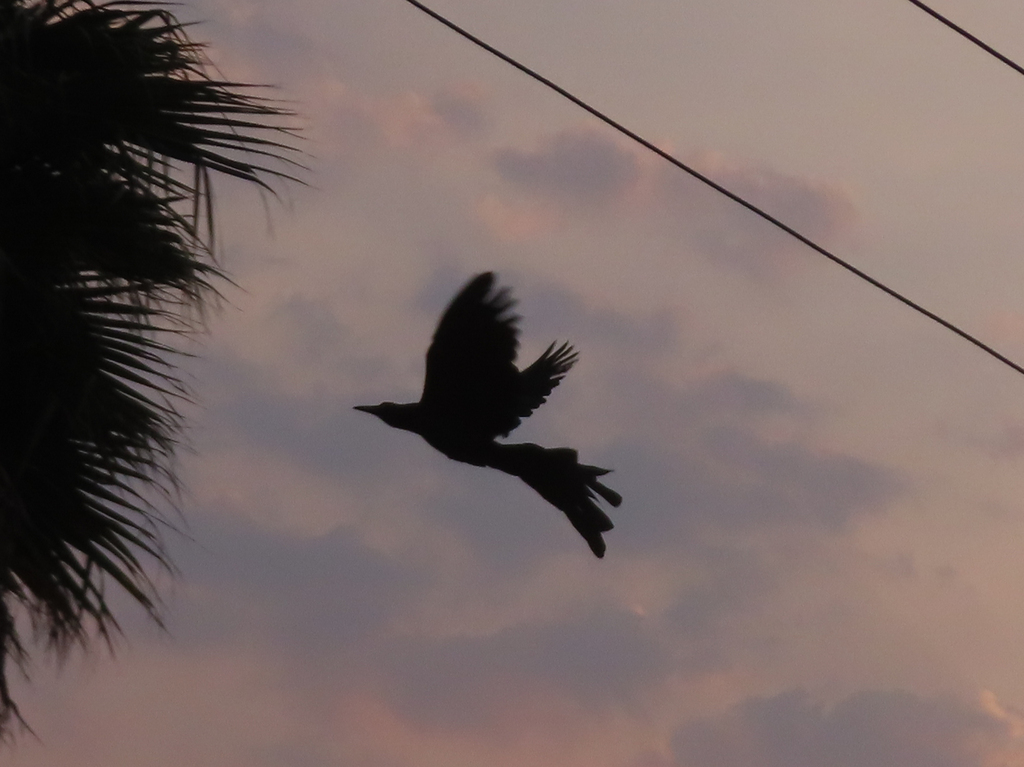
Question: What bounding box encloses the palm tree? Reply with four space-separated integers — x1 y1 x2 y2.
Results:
0 0 299 735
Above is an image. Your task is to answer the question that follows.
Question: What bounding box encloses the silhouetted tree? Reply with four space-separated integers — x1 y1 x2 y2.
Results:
0 0 298 735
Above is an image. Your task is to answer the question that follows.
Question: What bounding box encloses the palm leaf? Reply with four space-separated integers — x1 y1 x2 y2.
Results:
0 0 301 735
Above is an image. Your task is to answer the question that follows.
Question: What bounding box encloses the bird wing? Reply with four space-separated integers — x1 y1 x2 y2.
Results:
516 341 578 421
421 272 523 439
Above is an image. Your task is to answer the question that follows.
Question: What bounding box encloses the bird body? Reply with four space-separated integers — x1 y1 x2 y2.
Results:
356 272 620 557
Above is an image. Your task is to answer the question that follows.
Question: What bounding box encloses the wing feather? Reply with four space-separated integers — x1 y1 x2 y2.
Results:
421 273 577 439
517 341 578 421
421 273 522 438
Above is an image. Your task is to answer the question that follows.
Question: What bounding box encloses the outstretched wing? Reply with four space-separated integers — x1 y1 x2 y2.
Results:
516 341 578 422
421 272 523 439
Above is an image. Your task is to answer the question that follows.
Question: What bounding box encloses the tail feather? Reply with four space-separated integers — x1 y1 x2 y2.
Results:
486 443 620 557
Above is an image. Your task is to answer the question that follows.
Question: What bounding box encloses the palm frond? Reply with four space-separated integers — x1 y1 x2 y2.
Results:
0 0 302 736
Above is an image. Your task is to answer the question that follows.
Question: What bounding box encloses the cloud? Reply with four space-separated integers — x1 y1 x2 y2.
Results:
376 608 671 731
360 87 487 150
672 689 1024 767
982 422 1024 460
291 78 494 163
192 267 902 567
169 510 424 653
428 82 491 138
513 277 681 359
492 128 641 211
653 150 858 278
476 194 562 242
150 268 910 767
601 372 902 547
485 128 856 276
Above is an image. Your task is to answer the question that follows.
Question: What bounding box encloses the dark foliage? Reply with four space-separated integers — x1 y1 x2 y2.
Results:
0 0 299 735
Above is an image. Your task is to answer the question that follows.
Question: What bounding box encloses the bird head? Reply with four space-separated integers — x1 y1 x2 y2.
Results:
353 401 419 432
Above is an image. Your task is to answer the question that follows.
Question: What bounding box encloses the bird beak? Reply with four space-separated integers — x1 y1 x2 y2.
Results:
353 404 378 414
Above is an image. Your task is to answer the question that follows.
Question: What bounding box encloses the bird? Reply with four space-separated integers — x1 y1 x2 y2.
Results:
355 272 621 557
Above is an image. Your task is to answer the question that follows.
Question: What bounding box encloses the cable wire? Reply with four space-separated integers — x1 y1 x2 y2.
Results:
905 0 1024 79
399 0 1024 379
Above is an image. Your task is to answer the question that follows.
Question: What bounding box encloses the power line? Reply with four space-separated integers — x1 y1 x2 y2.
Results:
399 0 1024 380
905 0 1024 80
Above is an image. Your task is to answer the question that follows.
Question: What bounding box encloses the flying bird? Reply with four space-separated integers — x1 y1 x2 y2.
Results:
355 272 621 557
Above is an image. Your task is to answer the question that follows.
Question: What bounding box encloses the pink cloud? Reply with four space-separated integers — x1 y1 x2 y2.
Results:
977 421 1024 460
652 150 858 278
983 310 1024 351
311 79 492 156
672 688 1024 767
484 128 856 274
491 128 641 211
476 194 561 242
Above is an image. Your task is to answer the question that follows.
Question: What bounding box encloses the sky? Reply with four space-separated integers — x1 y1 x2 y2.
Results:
11 0 1024 765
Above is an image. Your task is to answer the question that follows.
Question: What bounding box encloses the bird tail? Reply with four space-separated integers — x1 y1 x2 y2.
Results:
485 443 621 558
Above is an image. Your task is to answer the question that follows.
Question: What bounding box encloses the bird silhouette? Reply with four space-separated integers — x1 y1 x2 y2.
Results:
355 272 621 557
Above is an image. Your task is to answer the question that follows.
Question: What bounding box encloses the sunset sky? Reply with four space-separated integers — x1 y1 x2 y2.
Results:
12 1 1024 765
